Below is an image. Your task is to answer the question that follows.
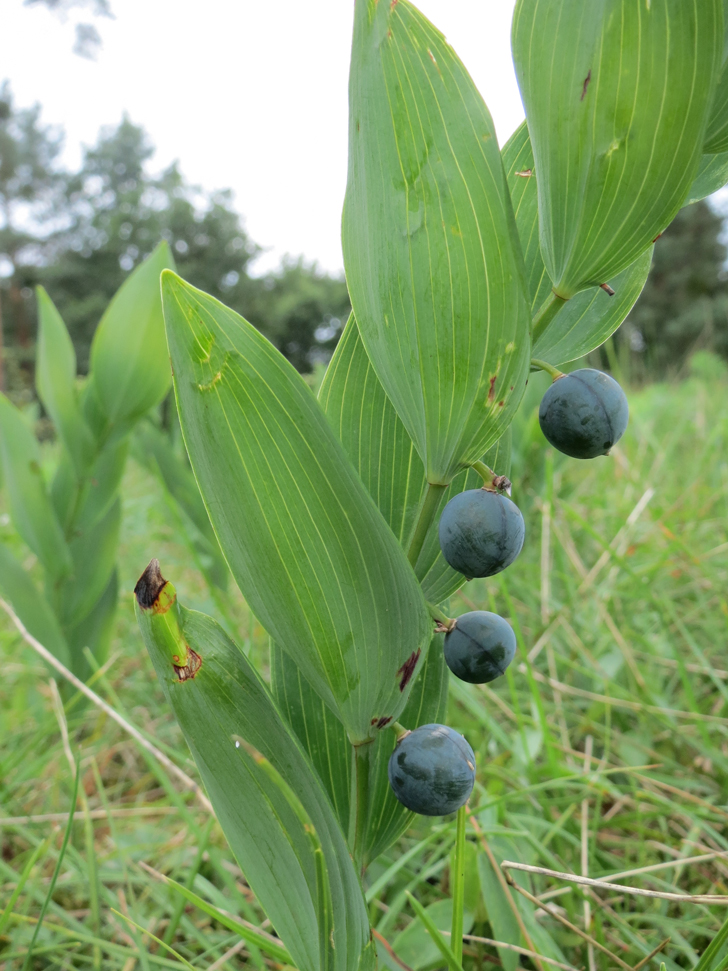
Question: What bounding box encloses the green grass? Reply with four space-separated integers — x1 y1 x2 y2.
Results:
2 364 728 970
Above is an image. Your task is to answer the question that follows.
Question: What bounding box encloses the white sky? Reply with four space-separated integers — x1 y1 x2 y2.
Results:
0 0 524 274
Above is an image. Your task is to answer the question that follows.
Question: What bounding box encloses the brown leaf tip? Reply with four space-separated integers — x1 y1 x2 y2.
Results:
397 648 421 692
135 559 167 609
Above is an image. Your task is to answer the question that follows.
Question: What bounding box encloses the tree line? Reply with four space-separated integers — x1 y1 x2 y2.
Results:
0 82 350 399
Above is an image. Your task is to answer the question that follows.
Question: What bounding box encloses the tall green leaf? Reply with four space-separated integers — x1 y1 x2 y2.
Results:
162 273 431 745
319 315 510 605
512 0 723 298
704 5 728 153
343 0 530 484
36 288 96 477
89 242 176 432
66 568 118 678
55 498 121 630
135 571 370 971
132 421 228 590
501 122 652 365
0 543 70 667
0 395 72 580
271 634 449 866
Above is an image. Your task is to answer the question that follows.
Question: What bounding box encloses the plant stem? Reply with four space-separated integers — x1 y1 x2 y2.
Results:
530 358 564 382
471 460 511 495
352 741 372 872
427 601 455 630
406 482 447 569
450 805 467 968
531 291 568 344
389 721 411 741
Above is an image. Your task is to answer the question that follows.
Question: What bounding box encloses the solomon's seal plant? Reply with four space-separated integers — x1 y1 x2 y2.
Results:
132 0 728 967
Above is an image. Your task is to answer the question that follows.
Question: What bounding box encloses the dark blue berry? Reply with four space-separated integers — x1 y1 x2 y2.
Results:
538 368 629 459
438 489 525 579
388 724 475 816
444 611 516 684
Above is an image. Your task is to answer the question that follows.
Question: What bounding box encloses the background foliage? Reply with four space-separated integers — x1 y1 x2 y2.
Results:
0 83 350 398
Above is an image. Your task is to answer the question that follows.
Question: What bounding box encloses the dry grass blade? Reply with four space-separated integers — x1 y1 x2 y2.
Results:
469 813 547 971
501 861 728 904
442 931 581 971
0 807 180 825
503 872 634 971
632 937 670 970
371 928 417 971
0 596 214 814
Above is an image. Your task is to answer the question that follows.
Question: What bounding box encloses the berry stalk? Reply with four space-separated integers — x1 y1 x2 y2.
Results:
530 358 564 382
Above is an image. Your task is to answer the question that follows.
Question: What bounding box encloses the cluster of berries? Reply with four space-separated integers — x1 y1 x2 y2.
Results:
388 369 628 816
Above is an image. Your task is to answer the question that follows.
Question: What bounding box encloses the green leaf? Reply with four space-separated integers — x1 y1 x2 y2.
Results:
478 837 567 969
36 287 96 476
392 898 473 971
272 632 449 866
501 122 652 365
75 438 129 532
161 273 431 744
343 0 531 484
319 315 510 605
686 151 728 204
477 851 519 971
66 568 118 678
705 10 728 154
89 242 176 432
150 873 293 965
361 636 449 864
404 892 464 971
271 641 352 834
55 498 121 630
132 421 228 590
512 0 723 298
135 575 370 971
0 395 72 579
0 543 70 667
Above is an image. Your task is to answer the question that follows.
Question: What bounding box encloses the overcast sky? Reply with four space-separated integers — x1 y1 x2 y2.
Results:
1 0 524 274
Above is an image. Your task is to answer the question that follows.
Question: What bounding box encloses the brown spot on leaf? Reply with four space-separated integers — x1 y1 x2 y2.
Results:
397 649 421 691
498 400 504 407
652 232 663 243
515 168 533 178
174 647 202 682
581 70 591 101
488 375 497 401
135 559 167 609
376 716 393 729
390 0 398 7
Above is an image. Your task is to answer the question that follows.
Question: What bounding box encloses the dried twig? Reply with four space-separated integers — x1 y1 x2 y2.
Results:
442 931 580 971
504 872 633 971
469 814 547 971
501 861 728 905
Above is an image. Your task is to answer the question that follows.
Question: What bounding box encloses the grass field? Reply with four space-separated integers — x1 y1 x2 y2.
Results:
2 358 728 971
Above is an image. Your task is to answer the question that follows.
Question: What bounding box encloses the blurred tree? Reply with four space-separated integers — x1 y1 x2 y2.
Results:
23 0 112 59
0 88 350 385
614 200 728 380
0 81 66 392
